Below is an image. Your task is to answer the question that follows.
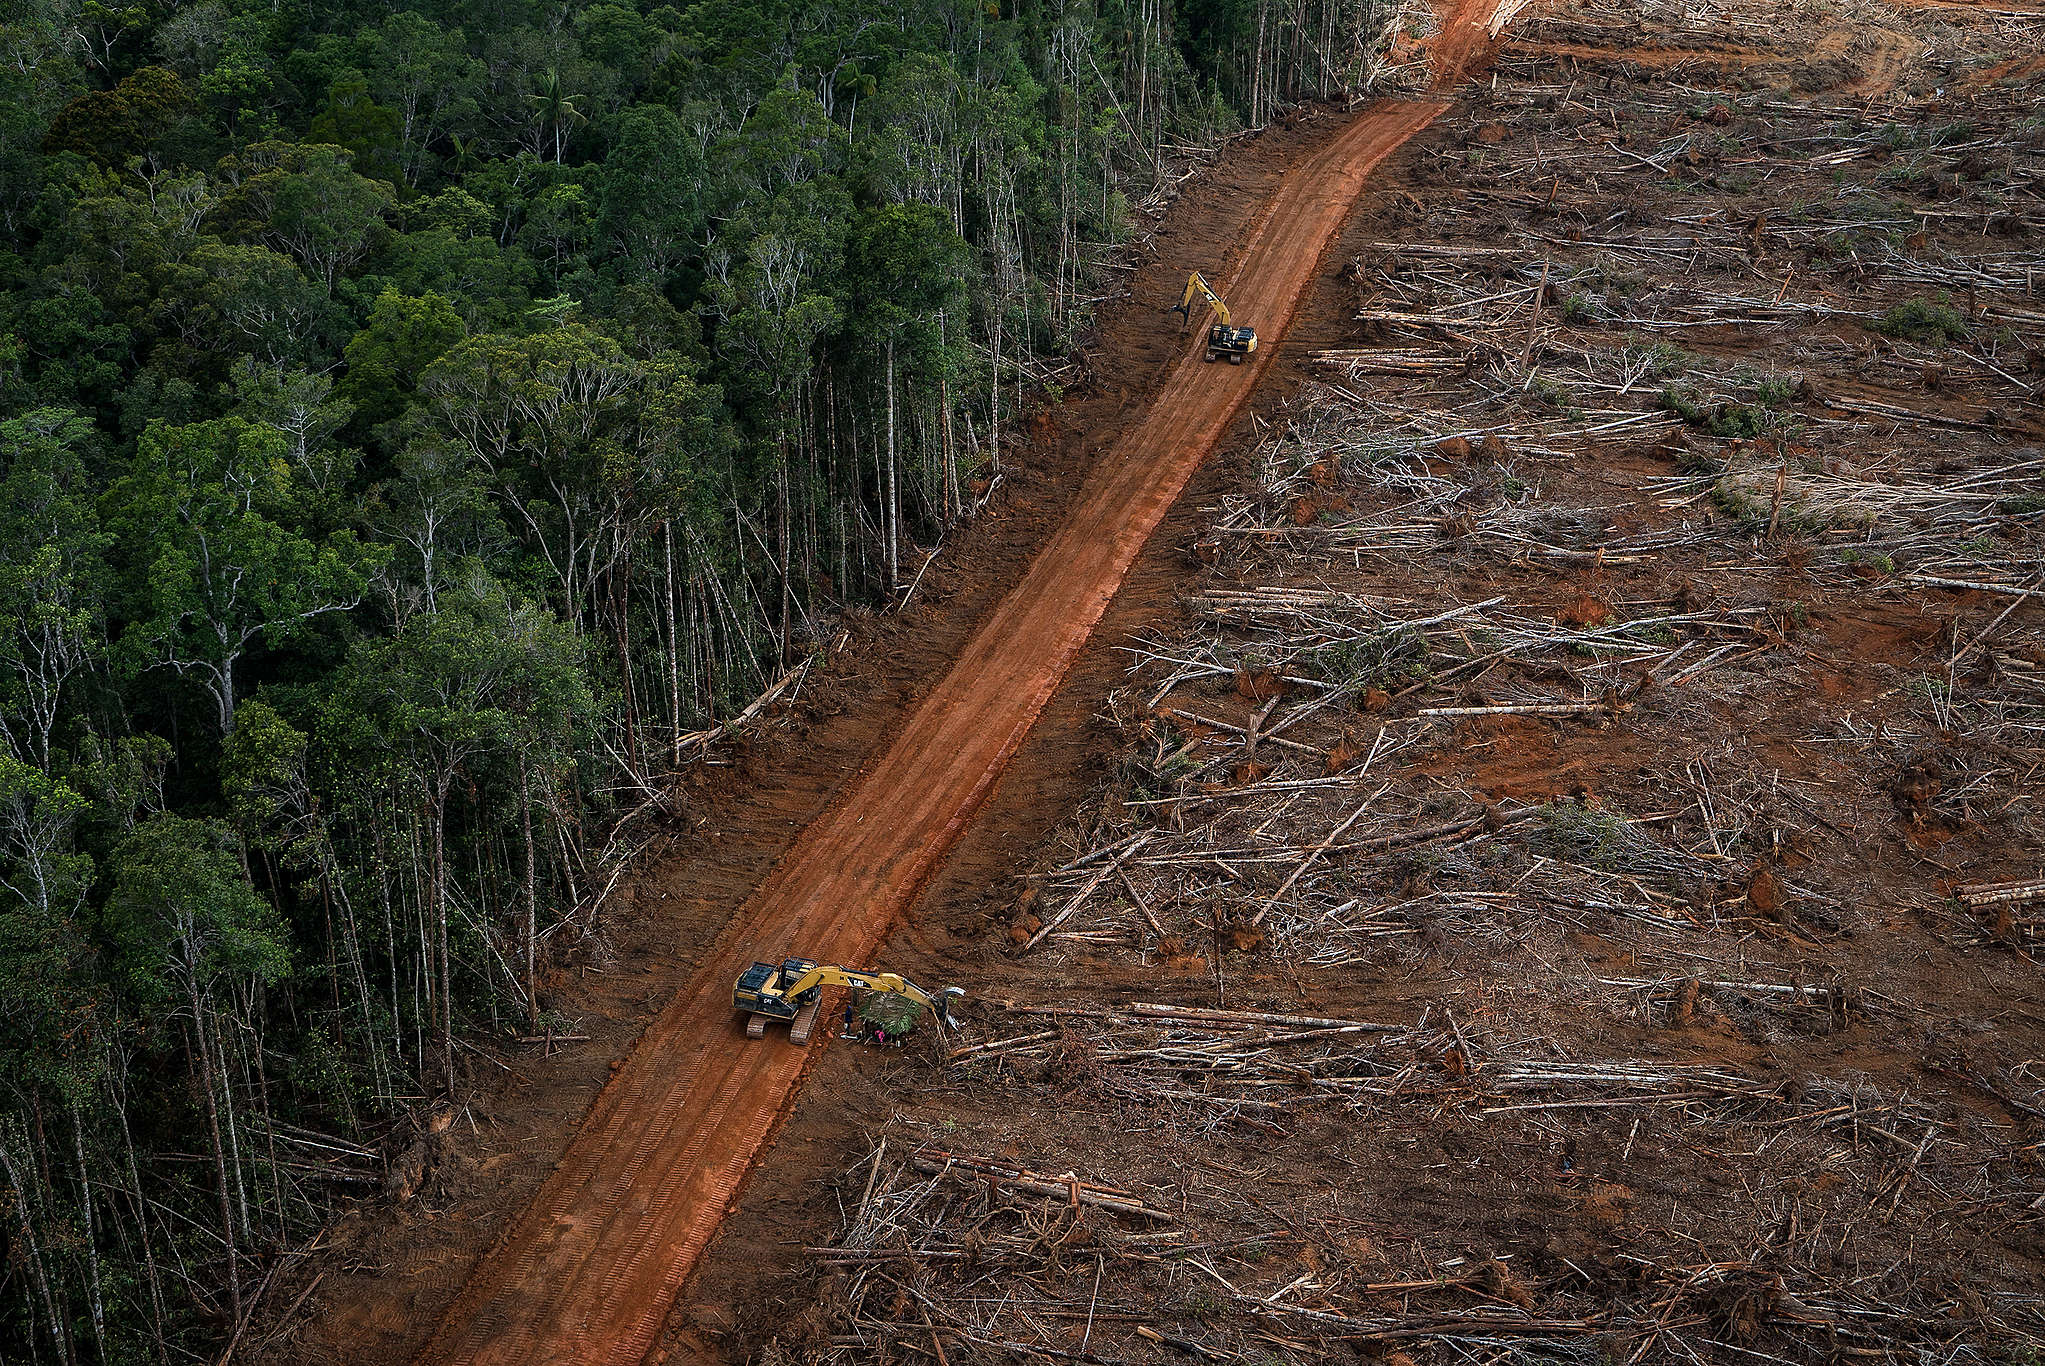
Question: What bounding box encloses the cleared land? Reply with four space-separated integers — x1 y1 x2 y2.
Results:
673 0 2045 1362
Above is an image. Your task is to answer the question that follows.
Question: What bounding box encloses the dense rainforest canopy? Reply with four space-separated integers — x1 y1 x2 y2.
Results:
0 0 1400 1356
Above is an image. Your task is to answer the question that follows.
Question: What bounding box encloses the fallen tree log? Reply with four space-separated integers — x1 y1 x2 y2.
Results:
910 1151 1177 1219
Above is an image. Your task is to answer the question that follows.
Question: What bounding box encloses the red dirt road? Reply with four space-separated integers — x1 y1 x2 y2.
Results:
418 94 1456 1366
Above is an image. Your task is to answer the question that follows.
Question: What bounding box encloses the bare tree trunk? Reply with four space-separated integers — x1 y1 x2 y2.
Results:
328 869 389 1108
1250 7 1261 125
938 311 957 522
112 1057 171 1363
369 814 407 1084
521 762 539 1030
775 431 793 662
609 562 643 780
663 523 683 763
989 302 1003 474
184 977 243 1327
0 1132 72 1365
66 1105 106 1360
210 1011 251 1246
884 339 900 589
430 790 453 1098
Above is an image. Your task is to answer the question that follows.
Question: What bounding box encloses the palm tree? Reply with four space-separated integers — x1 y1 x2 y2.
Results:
526 68 587 164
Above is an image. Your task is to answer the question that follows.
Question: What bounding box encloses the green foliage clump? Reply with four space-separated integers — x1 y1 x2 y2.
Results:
1527 800 1643 871
1305 628 1428 693
1661 384 1774 440
1754 375 1796 409
857 989 928 1035
1874 295 1970 343
1838 547 1896 574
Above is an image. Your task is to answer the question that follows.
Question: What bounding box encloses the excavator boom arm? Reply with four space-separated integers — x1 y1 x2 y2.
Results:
1176 271 1231 328
783 965 939 1013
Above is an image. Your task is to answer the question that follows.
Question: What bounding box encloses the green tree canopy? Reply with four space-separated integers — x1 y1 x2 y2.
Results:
104 416 384 734
0 408 110 771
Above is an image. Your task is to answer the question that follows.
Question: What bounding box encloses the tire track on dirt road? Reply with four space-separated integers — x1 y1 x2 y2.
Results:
418 22 1507 1366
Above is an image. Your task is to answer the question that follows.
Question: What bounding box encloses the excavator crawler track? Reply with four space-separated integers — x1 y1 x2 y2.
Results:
787 998 821 1046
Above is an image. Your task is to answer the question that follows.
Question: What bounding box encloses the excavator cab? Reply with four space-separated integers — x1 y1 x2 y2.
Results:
1174 270 1258 365
1207 322 1257 363
732 957 819 1021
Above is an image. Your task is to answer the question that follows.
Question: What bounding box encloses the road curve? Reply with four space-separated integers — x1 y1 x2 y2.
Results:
420 96 1455 1366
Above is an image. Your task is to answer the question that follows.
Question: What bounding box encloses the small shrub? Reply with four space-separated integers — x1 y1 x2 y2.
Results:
1838 548 1895 574
1663 385 1775 439
1528 800 1642 871
1875 296 1969 343
1660 384 1707 427
1596 263 1649 296
1677 447 1725 476
1306 628 1428 693
1641 340 1695 377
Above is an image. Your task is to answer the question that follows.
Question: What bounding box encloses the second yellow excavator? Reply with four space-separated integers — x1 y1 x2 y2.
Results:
1173 270 1258 364
733 957 963 1044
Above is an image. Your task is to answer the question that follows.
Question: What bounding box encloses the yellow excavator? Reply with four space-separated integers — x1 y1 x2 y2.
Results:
1173 271 1258 365
733 957 963 1044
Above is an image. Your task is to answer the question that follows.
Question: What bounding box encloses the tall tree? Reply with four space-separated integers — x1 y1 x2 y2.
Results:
420 325 720 632
0 408 109 771
105 814 289 1328
104 417 382 734
324 581 587 1089
598 105 703 287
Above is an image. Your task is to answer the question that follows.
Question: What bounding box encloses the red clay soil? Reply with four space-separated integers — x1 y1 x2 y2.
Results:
1430 0 1511 88
415 94 1464 1366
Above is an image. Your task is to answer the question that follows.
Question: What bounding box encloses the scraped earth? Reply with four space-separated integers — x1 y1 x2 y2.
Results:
668 0 2045 1362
